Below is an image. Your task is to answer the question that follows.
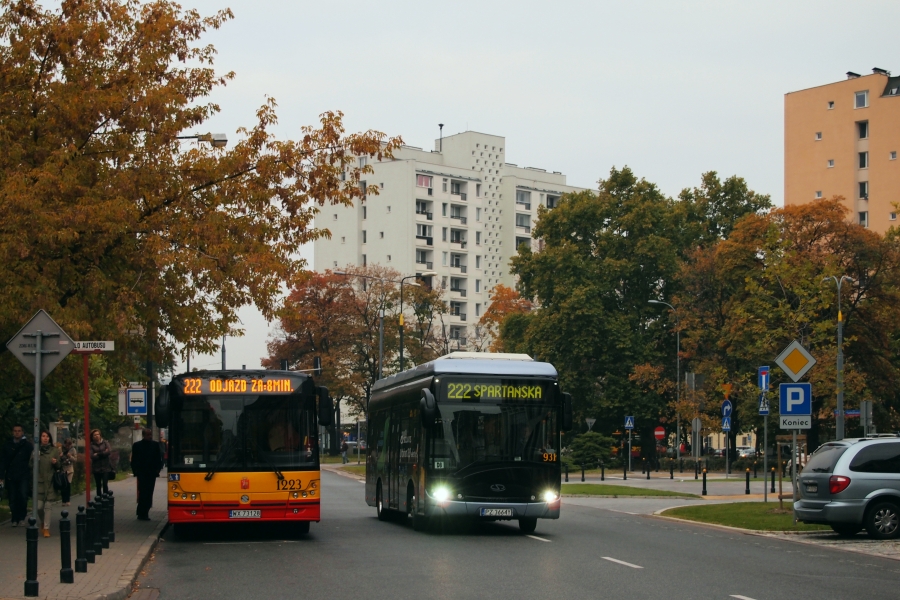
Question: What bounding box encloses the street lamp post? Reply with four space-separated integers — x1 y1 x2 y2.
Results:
399 271 437 372
649 300 680 460
176 132 228 148
823 275 854 441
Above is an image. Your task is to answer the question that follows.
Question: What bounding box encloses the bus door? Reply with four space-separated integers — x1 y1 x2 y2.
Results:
389 412 400 509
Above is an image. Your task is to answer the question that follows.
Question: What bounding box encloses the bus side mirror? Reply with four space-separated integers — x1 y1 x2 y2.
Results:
155 386 170 428
420 389 436 428
317 386 333 427
561 392 573 431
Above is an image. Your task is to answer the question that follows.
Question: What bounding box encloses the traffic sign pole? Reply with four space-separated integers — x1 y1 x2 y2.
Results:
763 412 768 503
73 342 115 504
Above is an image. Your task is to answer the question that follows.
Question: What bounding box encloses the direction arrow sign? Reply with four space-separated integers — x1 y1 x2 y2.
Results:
722 416 731 431
624 416 635 430
722 400 733 418
5 310 74 378
758 394 770 416
775 340 816 382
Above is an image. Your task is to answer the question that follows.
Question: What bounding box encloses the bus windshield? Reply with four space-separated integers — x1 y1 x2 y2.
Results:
431 402 558 471
170 394 318 471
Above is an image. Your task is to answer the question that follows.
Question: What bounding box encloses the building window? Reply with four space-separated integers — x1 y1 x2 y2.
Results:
333 261 338 267
476 208 481 221
476 232 481 245
859 181 868 198
416 224 432 237
814 132 822 141
476 303 481 317
362 206 367 220
859 152 869 169
476 280 481 293
416 174 432 188
859 211 868 228
858 121 869 139
476 184 482 197
387 255 391 262
815 191 823 199
333 214 338 220
855 91 869 108
442 252 448 266
442 203 447 217
361 255 366 266
358 157 367 168
828 101 834 109
379 231 384 239
476 255 481 268
442 227 447 242
416 249 428 263
827 159 834 168
442 179 448 192
387 206 391 213
891 213 897 221
341 236 346 244
362 230 367 243
891 151 897 160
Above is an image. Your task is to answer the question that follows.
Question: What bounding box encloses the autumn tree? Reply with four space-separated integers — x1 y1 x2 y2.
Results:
478 284 532 351
0 0 401 433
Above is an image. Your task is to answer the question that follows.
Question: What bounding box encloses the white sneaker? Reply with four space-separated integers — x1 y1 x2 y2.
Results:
12 521 19 527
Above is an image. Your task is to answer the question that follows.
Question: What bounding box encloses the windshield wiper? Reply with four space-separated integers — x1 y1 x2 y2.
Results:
205 437 238 481
256 450 285 481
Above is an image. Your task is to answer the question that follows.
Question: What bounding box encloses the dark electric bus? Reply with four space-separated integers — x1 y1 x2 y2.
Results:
365 352 572 533
155 370 332 535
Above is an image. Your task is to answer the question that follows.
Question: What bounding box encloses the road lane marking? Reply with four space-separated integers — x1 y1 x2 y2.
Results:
601 557 643 569
204 540 298 545
730 595 758 600
526 535 551 542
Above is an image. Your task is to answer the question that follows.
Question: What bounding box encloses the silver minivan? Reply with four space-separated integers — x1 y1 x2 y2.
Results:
794 438 900 539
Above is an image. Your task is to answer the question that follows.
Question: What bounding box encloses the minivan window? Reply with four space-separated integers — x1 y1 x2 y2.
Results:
803 445 849 473
849 443 900 474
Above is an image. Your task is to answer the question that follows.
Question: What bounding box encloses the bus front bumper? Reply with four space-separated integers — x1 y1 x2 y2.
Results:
425 499 560 520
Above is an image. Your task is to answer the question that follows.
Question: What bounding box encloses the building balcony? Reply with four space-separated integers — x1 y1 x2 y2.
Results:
416 211 434 220
450 239 467 249
450 288 467 297
516 224 531 233
451 191 467 201
451 264 467 273
450 215 467 224
416 235 433 246
449 337 468 347
450 312 467 321
416 260 434 269
516 201 531 210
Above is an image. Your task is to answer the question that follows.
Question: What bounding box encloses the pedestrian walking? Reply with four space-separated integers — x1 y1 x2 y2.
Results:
0 424 33 527
130 428 162 521
90 429 113 497
30 430 61 537
59 438 76 506
341 439 349 464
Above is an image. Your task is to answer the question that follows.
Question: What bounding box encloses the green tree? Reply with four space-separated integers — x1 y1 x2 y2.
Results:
565 432 615 468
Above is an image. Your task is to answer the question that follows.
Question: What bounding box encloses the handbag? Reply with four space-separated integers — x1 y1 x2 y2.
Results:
52 470 68 491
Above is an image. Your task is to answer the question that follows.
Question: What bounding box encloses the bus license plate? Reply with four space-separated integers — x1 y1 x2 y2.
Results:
480 508 513 517
229 510 261 519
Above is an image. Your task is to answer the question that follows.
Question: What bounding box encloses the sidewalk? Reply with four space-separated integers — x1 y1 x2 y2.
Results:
0 473 167 600
562 469 789 498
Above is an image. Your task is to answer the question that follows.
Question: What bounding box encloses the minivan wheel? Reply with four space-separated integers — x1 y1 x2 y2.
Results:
376 482 388 521
865 501 900 540
830 523 861 537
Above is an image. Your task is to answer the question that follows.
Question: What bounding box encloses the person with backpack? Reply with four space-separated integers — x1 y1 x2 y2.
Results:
0 424 33 527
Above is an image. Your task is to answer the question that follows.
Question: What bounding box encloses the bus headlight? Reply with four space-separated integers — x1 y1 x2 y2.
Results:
543 490 559 503
431 487 451 502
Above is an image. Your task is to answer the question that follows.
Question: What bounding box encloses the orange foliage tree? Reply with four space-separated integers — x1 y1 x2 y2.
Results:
478 284 532 352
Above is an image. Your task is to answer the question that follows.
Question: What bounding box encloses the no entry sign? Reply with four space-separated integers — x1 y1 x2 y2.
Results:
654 426 665 440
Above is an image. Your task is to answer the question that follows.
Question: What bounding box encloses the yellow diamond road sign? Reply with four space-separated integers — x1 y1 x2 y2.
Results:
775 340 816 382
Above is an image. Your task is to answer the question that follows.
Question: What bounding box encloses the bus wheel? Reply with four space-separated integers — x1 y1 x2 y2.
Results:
376 482 388 521
408 486 427 532
518 518 537 534
293 521 310 536
172 523 193 540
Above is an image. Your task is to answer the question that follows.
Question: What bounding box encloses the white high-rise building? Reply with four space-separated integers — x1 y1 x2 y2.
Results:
313 130 586 347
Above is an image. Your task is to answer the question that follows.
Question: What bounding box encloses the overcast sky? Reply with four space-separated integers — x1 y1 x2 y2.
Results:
182 0 900 372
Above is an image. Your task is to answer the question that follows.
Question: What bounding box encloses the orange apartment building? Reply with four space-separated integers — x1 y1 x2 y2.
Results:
785 68 900 233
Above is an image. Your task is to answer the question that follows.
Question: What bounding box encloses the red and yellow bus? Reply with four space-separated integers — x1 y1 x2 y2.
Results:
156 370 332 536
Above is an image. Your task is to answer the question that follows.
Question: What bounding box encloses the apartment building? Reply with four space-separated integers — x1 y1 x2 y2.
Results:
313 130 586 347
785 68 900 233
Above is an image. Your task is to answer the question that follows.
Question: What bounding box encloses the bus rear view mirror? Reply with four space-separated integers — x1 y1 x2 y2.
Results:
420 389 436 428
562 392 573 431
155 385 170 428
318 386 333 427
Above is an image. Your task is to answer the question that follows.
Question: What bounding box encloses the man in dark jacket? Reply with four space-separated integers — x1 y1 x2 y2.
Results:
0 425 33 526
130 428 162 521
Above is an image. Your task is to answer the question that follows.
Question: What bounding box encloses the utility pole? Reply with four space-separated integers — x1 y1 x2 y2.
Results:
824 276 853 440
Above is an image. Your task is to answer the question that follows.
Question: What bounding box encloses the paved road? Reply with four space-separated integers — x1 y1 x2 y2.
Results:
138 471 900 600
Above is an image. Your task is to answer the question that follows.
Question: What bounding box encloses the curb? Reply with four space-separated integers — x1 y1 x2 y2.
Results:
321 465 365 482
562 494 700 500
89 518 167 600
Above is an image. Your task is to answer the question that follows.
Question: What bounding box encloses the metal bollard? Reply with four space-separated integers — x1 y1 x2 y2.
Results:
601 463 605 481
694 461 698 480
770 468 776 493
90 501 102 557
99 494 110 549
753 461 758 479
745 469 751 495
75 506 87 573
564 463 568 482
108 491 115 543
25 517 39 597
646 460 650 480
581 465 585 482
85 502 96 563
702 468 708 496
60 510 74 583
670 460 674 479
623 462 627 481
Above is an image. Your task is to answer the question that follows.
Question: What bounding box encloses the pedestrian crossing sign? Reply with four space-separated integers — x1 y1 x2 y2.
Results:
722 416 731 431
624 416 634 430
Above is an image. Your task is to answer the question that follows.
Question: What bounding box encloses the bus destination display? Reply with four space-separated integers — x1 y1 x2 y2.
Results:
182 377 296 395
441 379 551 401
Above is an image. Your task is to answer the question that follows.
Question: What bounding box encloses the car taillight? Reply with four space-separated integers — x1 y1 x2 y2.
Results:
829 475 851 494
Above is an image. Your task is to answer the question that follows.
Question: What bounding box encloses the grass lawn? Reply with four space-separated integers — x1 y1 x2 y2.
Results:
661 502 830 532
561 483 699 498
340 465 366 477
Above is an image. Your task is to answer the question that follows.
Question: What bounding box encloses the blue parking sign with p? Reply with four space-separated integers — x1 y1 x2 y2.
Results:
779 383 811 415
